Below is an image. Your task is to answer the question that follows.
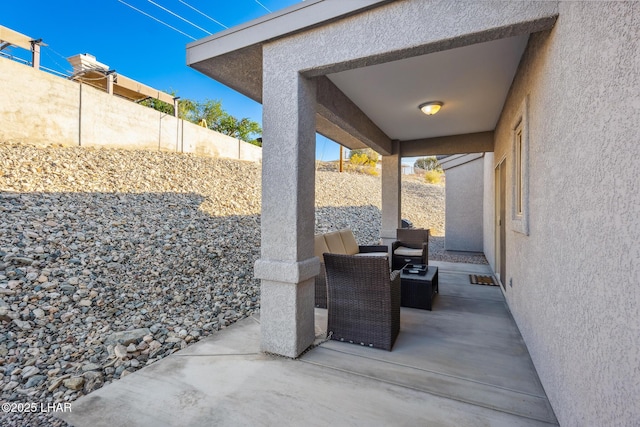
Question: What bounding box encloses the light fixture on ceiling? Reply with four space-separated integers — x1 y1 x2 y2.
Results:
419 101 443 116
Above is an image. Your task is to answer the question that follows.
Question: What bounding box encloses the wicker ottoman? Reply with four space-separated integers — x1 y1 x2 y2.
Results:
400 265 439 310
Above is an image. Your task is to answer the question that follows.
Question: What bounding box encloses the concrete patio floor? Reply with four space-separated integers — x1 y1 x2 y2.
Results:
58 261 558 427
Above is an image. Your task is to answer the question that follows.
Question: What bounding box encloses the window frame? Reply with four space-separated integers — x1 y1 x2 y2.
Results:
511 96 529 236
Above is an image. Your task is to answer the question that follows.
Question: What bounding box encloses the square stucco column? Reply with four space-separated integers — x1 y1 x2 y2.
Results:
253 64 319 358
381 142 401 249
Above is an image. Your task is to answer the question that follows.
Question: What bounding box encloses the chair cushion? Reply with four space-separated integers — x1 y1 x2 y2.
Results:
339 229 359 255
324 231 347 254
314 234 330 262
354 252 388 258
393 246 423 256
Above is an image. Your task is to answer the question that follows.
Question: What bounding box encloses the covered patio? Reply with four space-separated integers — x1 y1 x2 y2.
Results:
184 0 558 359
59 261 557 426
44 1 640 425
56 2 567 424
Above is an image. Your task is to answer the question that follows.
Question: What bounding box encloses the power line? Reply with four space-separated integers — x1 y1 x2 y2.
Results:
43 44 76 75
43 47 73 76
147 0 212 35
116 0 197 40
178 0 228 30
254 0 272 13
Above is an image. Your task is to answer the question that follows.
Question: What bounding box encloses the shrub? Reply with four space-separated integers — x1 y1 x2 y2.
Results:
344 163 379 176
344 148 379 176
414 156 442 172
363 166 379 176
348 148 379 166
349 152 372 167
424 170 443 184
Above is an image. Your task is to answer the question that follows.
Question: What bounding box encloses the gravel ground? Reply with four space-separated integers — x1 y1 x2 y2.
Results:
0 143 485 426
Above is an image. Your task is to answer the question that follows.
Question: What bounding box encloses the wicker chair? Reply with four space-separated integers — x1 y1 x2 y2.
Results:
324 253 401 351
314 230 388 308
392 228 429 270
315 267 328 308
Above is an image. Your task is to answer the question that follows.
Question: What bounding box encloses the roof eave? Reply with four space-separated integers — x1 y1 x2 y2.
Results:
186 0 391 103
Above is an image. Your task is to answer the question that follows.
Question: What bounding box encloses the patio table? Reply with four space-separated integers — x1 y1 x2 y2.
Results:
400 265 439 310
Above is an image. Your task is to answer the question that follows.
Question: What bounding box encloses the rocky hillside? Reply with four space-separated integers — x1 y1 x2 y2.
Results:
0 143 460 426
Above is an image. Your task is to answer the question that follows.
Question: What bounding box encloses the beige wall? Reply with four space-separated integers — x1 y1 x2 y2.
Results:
80 83 163 150
0 57 80 146
490 2 639 425
0 57 261 162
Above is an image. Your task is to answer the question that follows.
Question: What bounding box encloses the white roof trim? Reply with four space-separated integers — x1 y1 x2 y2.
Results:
439 153 485 171
187 0 388 65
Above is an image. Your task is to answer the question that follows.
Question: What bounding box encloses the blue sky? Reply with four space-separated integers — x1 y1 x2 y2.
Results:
2 0 421 164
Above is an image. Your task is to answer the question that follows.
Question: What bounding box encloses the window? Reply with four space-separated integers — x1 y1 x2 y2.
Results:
511 97 529 235
515 124 524 216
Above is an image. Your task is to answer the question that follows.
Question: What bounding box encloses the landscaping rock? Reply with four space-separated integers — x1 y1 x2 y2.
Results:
105 328 152 347
63 377 85 391
0 143 479 427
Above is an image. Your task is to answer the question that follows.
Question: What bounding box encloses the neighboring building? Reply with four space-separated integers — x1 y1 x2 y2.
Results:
439 154 484 252
187 1 640 425
401 163 414 175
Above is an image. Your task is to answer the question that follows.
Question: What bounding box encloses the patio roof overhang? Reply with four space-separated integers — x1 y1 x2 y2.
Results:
187 0 558 157
186 0 559 358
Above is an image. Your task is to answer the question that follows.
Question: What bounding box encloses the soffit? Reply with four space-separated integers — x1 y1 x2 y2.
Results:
326 35 529 142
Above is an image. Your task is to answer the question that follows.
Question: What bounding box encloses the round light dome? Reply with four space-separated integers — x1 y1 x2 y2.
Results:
419 101 443 116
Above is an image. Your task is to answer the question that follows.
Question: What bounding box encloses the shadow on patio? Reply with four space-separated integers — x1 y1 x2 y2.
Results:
58 261 557 427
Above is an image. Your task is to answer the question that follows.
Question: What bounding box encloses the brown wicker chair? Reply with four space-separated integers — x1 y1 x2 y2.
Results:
314 230 388 308
324 253 400 351
392 228 429 270
315 267 328 308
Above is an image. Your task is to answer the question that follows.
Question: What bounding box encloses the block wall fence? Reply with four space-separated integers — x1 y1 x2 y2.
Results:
0 57 262 162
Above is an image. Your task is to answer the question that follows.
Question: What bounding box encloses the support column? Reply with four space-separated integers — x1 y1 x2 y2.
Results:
173 97 180 118
381 141 401 249
30 40 41 70
253 65 318 358
106 73 114 95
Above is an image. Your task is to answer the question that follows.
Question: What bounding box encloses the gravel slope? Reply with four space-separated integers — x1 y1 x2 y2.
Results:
0 144 484 426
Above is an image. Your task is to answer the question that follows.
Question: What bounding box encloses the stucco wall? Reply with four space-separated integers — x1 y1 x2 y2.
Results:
491 2 640 425
482 152 496 270
0 57 261 162
442 155 484 252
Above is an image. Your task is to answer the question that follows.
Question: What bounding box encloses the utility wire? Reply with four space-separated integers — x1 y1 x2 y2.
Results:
43 47 73 76
147 0 212 35
178 0 228 29
117 0 197 40
254 0 272 13
43 45 74 75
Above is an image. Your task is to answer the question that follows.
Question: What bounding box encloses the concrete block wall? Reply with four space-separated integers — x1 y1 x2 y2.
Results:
80 83 163 150
0 57 80 146
0 57 261 162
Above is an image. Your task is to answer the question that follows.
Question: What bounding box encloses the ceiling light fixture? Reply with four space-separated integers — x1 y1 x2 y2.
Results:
419 101 443 116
